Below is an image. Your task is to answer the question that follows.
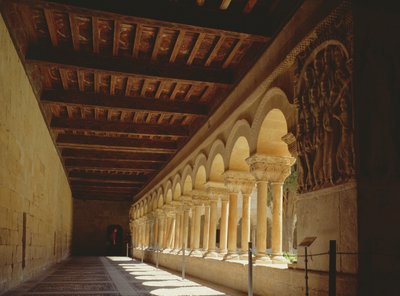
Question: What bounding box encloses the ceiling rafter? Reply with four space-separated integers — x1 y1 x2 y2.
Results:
25 45 234 85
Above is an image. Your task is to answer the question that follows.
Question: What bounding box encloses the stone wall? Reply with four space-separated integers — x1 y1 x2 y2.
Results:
72 200 131 256
133 250 357 296
0 15 72 293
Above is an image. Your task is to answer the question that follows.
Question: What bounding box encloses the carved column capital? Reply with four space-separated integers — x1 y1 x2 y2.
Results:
246 154 296 183
205 181 229 201
223 170 255 194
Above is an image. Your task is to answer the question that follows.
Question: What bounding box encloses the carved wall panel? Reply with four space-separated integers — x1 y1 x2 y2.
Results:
294 5 354 193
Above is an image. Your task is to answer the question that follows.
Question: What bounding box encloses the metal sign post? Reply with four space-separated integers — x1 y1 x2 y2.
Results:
329 240 336 296
299 237 317 296
248 242 253 296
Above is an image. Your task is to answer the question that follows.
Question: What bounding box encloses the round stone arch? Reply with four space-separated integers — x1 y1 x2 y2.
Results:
250 87 296 155
172 174 182 200
181 164 193 195
156 187 164 208
163 180 173 204
206 139 228 181
225 119 253 171
151 192 158 211
193 153 207 190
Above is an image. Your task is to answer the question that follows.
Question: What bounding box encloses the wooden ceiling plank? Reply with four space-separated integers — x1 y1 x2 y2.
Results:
183 84 195 102
57 134 177 153
157 114 165 124
65 158 162 170
155 81 165 99
151 27 164 63
92 16 99 53
67 166 156 172
132 24 141 59
43 8 58 46
145 113 152 124
222 38 244 69
18 5 38 44
77 69 85 91
69 171 149 182
26 46 234 85
187 32 205 65
110 75 117 96
169 82 180 101
69 177 144 184
220 0 232 10
59 68 69 89
244 0 258 14
169 30 185 63
205 35 225 67
11 0 271 41
69 13 80 50
125 77 132 96
113 20 120 56
51 117 189 137
62 147 170 160
94 71 100 93
140 79 148 97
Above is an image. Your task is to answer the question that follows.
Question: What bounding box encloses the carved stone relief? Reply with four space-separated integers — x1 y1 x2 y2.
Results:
294 41 354 193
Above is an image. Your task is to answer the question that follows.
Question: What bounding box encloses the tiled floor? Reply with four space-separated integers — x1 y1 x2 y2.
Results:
5 257 245 296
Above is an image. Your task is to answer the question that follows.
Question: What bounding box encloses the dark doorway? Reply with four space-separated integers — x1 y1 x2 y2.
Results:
106 224 124 256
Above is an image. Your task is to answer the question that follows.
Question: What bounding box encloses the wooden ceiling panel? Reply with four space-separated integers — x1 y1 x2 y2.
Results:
118 23 136 56
97 18 114 54
1 0 302 201
74 15 92 51
139 26 157 59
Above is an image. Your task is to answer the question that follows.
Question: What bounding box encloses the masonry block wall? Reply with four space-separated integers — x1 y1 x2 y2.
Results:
72 200 131 256
0 16 73 293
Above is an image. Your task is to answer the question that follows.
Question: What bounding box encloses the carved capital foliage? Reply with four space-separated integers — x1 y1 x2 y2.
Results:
246 154 295 183
223 170 255 194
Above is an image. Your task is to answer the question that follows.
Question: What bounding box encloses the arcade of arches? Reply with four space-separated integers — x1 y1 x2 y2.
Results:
1 0 400 296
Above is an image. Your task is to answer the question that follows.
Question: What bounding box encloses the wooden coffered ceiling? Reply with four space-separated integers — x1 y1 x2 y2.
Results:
1 0 302 202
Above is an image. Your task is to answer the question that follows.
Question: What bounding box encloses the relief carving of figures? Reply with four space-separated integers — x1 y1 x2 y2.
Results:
294 41 355 193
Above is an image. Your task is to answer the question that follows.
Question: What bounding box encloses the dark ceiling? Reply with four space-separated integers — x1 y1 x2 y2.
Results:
0 0 302 201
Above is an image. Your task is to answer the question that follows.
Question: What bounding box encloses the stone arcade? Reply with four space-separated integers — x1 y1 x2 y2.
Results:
1 0 399 295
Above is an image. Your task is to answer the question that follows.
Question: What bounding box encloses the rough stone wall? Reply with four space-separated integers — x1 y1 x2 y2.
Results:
0 15 72 293
72 200 131 256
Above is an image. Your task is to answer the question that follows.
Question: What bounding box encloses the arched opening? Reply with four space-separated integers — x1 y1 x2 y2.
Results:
194 165 206 190
106 224 123 256
173 183 182 200
209 154 225 182
165 189 172 204
183 176 193 195
229 136 250 171
157 194 164 208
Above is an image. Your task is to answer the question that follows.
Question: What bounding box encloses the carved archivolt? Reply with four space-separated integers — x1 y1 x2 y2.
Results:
294 40 355 193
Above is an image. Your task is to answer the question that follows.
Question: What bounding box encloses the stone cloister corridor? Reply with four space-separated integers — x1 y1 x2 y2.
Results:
1 0 400 295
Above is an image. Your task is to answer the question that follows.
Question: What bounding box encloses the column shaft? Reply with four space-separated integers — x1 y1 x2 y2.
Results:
271 182 284 259
183 209 190 249
220 200 229 253
203 205 210 251
207 200 218 253
158 217 164 249
226 192 239 259
256 181 269 260
241 193 251 253
192 206 201 252
174 212 181 250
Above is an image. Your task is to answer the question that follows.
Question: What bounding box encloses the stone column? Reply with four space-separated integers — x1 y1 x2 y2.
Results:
202 203 210 252
190 206 195 249
190 202 203 256
182 206 190 250
157 212 165 250
168 213 176 249
271 182 285 262
247 155 271 263
225 191 239 260
174 211 181 252
205 198 218 257
154 215 159 250
219 197 229 254
240 191 252 258
224 171 255 260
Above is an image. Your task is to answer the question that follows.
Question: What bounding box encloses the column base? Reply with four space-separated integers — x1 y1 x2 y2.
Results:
223 252 240 261
239 252 252 260
255 254 272 264
204 250 219 259
162 248 172 253
271 255 289 264
189 249 203 257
